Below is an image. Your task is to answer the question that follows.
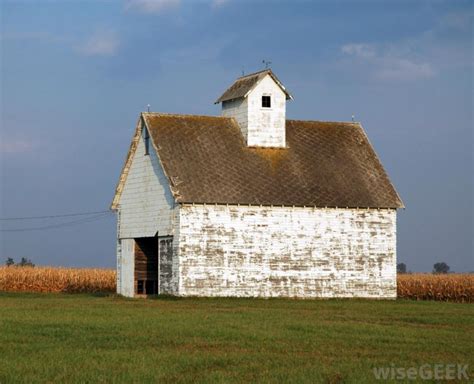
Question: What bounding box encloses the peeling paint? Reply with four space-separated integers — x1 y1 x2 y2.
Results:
177 204 397 298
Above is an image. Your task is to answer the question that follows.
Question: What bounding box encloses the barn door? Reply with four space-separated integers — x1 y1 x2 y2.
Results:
158 237 173 294
134 237 158 296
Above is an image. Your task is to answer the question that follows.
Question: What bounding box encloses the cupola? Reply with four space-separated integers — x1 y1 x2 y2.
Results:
215 69 293 148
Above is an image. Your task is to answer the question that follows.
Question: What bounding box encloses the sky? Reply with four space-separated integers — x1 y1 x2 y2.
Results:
0 0 472 272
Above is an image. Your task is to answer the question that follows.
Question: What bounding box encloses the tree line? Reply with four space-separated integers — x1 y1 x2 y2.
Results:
397 262 451 274
5 257 35 267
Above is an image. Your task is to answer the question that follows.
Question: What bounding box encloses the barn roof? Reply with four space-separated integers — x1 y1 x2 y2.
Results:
215 69 293 104
111 113 403 209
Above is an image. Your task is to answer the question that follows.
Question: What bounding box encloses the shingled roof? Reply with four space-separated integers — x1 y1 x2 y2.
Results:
112 113 403 209
215 69 293 104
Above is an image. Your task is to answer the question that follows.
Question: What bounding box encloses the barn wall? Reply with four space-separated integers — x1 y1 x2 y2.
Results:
116 211 122 294
158 237 174 294
117 125 176 239
247 75 286 148
170 209 181 294
177 205 397 298
222 98 248 142
117 238 135 297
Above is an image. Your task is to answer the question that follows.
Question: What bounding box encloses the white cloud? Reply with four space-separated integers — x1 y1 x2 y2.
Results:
125 0 180 14
341 43 375 59
375 58 435 81
339 8 474 83
77 30 119 57
341 43 435 81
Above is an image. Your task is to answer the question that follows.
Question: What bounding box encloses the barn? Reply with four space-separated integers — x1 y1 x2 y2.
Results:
111 69 403 298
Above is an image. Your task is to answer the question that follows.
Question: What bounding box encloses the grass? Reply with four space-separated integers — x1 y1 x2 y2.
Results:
0 293 473 383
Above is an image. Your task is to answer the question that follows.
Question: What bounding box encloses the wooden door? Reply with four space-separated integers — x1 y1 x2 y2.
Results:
134 237 158 295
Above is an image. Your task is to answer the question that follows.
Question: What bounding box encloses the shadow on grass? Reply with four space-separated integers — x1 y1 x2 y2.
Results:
84 292 115 298
148 294 183 301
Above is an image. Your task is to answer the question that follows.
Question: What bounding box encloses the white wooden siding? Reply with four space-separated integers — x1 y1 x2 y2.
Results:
117 125 176 239
118 238 135 297
171 208 181 294
178 205 397 298
222 98 248 143
247 75 286 147
220 74 287 148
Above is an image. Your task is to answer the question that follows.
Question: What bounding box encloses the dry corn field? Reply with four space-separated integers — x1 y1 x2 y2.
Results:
0 266 115 294
397 273 474 303
1 267 473 302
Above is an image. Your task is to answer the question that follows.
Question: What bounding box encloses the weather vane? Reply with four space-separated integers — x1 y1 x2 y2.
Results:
262 60 272 69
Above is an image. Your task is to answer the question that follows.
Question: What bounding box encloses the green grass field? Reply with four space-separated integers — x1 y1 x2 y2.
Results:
0 293 472 383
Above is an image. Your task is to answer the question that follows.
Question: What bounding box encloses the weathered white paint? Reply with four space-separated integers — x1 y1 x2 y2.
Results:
177 205 397 298
221 74 287 147
247 75 287 147
118 238 135 297
117 124 176 239
170 209 181 294
157 236 173 294
116 210 122 293
222 97 248 142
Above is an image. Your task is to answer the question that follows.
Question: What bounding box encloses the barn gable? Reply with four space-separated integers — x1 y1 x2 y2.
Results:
112 117 176 238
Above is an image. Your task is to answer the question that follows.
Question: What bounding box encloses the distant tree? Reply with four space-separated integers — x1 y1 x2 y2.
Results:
433 262 450 274
5 258 15 267
397 263 407 274
18 257 35 267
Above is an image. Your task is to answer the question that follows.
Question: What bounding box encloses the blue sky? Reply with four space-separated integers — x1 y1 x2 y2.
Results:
1 0 472 272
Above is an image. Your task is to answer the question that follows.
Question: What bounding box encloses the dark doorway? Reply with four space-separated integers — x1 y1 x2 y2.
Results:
134 237 158 295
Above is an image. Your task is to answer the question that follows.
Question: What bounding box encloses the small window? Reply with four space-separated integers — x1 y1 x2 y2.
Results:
144 128 150 155
262 95 271 108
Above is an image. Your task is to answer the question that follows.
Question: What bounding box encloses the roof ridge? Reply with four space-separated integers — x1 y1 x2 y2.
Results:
142 113 361 125
236 69 271 79
142 112 231 119
287 118 361 125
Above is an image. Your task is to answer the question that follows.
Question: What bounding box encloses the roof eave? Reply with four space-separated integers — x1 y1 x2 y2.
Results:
110 115 144 210
264 71 293 101
178 201 402 209
356 122 405 209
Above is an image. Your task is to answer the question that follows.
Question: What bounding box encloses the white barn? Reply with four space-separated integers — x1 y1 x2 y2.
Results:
111 69 403 298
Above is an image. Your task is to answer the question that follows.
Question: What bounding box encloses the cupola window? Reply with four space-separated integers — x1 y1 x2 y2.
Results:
262 95 271 108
